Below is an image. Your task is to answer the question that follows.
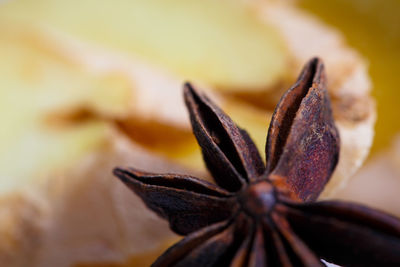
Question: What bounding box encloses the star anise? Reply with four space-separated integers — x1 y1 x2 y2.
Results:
113 58 400 266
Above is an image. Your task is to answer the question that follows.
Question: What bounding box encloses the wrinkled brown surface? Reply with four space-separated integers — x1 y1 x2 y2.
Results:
113 168 237 235
184 83 265 191
114 58 400 266
267 59 339 202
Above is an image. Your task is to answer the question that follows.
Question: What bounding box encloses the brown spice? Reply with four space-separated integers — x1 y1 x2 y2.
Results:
114 58 400 266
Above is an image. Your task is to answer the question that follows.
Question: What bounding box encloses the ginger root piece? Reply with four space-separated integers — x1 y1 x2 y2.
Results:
0 194 45 267
335 135 400 217
0 0 287 91
0 27 133 194
33 130 192 267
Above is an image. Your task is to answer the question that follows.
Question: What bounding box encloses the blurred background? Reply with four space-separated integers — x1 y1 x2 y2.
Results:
0 0 399 266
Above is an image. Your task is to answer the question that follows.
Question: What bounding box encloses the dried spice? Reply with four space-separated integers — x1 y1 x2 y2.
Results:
113 58 400 266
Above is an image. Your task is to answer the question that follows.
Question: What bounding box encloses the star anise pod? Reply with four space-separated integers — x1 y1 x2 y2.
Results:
113 58 400 266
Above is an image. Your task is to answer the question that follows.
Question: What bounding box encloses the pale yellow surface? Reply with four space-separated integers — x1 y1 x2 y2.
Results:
0 29 132 194
0 0 287 91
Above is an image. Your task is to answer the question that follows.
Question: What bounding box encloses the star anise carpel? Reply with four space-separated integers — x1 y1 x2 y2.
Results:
113 58 400 266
